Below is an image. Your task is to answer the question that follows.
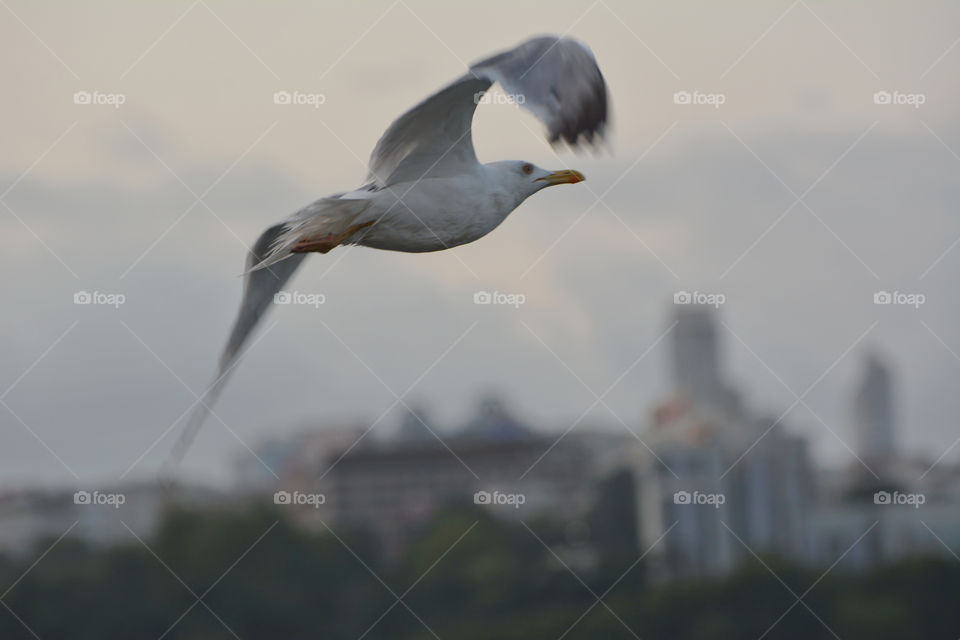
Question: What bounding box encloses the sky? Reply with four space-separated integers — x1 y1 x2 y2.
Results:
1 0 958 487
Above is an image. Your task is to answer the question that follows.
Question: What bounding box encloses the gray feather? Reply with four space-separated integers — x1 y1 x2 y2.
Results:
164 224 307 470
367 35 608 187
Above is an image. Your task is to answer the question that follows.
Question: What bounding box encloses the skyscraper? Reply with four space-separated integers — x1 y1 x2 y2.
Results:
670 305 739 416
638 305 814 579
853 352 897 462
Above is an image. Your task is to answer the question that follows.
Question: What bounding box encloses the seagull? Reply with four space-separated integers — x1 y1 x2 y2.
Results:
166 34 609 467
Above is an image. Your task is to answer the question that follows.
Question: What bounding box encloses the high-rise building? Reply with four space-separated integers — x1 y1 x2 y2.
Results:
670 305 740 417
853 352 896 463
636 306 813 579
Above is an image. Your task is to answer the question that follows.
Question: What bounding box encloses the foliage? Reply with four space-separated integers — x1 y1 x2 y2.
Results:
0 505 956 639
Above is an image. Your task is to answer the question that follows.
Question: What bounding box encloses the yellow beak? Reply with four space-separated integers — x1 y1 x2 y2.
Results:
536 169 585 185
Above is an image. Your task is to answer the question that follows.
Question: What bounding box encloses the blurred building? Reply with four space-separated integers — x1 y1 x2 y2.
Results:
854 352 897 466
635 305 813 579
0 483 223 555
233 421 370 491
804 350 960 570
271 396 630 558
635 399 814 578
671 306 741 417
806 501 960 569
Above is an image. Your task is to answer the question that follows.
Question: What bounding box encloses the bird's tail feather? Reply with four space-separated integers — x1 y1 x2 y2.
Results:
247 198 371 273
161 223 308 476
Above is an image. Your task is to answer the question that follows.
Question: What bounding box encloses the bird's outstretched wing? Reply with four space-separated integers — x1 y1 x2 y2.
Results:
472 36 609 146
368 35 608 187
163 225 307 471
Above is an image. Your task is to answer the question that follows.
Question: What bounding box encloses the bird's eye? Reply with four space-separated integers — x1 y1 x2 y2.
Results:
522 163 533 175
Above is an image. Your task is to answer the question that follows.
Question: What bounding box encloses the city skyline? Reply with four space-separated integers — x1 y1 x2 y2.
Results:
5 302 955 581
1 296 951 490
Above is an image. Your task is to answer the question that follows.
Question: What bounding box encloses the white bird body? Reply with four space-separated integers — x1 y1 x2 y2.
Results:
165 34 609 468
354 171 516 252
261 161 574 263
332 163 544 253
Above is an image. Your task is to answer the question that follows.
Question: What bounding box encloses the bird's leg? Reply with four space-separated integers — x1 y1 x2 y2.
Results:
290 220 375 254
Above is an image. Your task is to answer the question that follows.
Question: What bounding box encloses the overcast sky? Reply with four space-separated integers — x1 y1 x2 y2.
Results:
1 1 958 487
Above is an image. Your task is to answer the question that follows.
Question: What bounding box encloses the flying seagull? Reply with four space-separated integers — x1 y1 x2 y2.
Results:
166 34 609 467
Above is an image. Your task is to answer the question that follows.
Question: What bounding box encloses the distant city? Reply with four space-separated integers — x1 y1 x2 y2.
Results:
3 304 958 580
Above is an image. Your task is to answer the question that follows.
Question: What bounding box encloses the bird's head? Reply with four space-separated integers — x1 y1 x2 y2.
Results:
492 161 585 198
